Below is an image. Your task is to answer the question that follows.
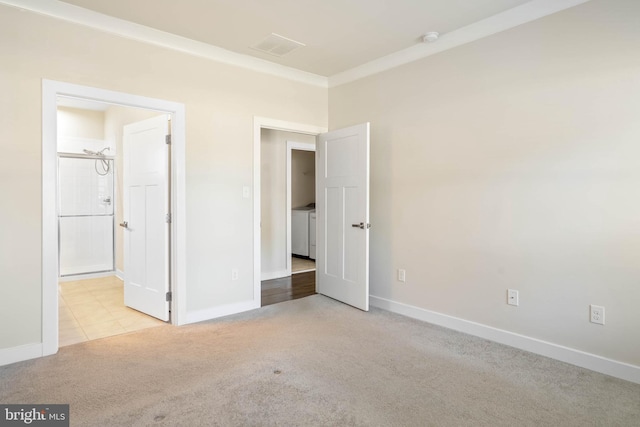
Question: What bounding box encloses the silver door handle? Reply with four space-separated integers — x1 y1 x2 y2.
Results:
119 221 128 228
351 222 371 229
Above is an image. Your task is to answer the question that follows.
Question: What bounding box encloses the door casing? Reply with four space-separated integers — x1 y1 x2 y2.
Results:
42 80 186 357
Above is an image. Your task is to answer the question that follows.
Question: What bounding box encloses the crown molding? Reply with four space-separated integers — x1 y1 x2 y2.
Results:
1 0 590 89
328 0 592 87
0 0 328 88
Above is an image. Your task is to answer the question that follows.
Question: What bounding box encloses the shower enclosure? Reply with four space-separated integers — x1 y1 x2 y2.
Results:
58 151 115 277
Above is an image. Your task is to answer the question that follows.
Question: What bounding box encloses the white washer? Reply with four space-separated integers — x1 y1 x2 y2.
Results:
292 206 315 257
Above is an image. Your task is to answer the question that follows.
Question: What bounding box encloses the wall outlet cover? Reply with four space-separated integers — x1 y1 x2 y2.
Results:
590 305 605 325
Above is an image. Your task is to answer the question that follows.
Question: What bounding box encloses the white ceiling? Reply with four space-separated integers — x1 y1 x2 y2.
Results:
2 0 590 86
60 0 532 76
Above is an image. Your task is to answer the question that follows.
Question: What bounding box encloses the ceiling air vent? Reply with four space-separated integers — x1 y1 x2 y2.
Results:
251 33 305 57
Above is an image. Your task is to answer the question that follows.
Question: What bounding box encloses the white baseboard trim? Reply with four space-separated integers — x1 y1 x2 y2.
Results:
115 269 124 280
261 270 289 281
0 343 44 367
370 295 640 385
184 300 259 324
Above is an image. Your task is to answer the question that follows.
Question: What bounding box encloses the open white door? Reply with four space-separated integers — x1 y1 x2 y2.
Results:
122 115 171 321
316 123 370 311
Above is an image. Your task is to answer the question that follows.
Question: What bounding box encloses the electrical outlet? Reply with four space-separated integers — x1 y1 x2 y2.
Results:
397 269 406 283
232 269 239 281
590 305 605 325
242 186 251 199
507 289 519 306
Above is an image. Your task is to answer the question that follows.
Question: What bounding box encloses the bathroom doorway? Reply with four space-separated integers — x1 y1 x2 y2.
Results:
56 99 168 346
42 80 186 357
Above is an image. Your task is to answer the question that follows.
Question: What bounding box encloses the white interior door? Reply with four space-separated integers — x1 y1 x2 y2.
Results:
316 123 370 311
123 115 170 321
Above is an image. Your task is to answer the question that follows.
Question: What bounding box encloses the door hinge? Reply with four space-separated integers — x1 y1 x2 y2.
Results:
166 291 172 302
165 134 171 145
166 213 172 223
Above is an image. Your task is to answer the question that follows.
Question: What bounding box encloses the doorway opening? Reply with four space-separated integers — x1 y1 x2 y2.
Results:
254 119 371 311
254 118 327 307
55 100 169 346
288 142 317 276
42 80 186 357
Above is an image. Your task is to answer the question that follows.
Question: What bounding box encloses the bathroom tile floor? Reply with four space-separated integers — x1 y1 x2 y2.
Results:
58 276 167 347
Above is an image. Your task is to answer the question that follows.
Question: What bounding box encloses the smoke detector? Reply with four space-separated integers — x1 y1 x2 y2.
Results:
422 32 440 43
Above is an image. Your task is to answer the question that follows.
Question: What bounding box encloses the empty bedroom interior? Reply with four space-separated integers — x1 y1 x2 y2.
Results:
0 0 639 423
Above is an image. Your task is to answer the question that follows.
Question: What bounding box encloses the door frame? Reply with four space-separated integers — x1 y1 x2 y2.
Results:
286 141 316 277
42 80 187 356
253 117 327 306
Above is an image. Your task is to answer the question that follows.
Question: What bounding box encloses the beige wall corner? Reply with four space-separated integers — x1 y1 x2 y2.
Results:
329 0 640 368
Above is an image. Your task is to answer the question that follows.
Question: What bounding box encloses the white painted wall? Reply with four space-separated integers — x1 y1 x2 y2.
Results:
57 107 105 142
57 106 110 155
0 5 326 352
260 129 315 279
329 0 640 367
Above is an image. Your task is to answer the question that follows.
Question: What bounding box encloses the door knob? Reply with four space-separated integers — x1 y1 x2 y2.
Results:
119 221 128 228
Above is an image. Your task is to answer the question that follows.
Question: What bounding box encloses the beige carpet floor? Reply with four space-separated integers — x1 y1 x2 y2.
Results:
1 295 639 426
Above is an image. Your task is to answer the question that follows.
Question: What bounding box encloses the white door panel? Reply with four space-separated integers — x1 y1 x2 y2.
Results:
317 123 370 311
123 115 170 321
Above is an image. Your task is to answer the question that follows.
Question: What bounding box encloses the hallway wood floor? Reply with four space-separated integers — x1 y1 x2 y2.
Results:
261 271 316 306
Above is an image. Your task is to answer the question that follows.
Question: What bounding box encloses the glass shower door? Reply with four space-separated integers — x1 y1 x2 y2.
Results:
58 156 114 276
